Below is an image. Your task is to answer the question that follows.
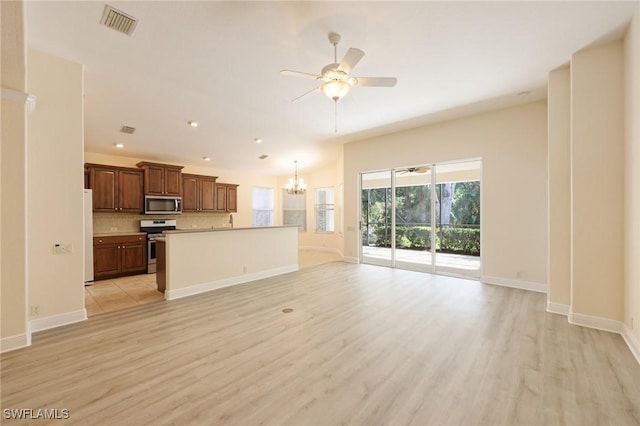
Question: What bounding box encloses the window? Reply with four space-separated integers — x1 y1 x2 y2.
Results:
315 187 335 232
283 190 306 231
252 187 274 227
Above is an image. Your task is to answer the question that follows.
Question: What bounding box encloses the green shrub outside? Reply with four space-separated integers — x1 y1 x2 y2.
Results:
365 225 479 256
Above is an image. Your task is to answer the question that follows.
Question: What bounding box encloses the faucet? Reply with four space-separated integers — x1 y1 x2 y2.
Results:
229 214 233 229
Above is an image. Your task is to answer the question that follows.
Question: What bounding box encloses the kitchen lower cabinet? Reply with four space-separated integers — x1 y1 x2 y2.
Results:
94 234 147 280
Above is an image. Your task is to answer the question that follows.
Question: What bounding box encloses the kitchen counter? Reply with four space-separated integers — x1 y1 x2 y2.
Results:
164 225 297 235
157 226 298 300
94 231 146 238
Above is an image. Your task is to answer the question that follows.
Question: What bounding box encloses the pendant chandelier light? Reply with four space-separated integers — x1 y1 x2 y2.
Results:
285 160 306 195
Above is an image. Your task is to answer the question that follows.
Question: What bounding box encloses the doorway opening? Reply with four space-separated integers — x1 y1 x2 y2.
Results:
360 159 481 278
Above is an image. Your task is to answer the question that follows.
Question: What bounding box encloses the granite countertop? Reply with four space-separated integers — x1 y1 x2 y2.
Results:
93 232 147 238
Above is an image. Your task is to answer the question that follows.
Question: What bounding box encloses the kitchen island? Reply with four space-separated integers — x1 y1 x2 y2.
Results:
156 226 298 300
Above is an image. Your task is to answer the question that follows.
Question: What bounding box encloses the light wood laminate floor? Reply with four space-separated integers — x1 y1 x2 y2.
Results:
85 249 343 317
3 262 640 425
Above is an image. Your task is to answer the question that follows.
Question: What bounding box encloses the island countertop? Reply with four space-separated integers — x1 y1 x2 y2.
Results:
163 225 299 234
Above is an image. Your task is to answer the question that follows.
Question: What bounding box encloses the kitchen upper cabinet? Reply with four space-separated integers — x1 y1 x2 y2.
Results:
215 183 239 213
85 164 144 213
93 234 147 280
182 174 217 212
136 161 184 196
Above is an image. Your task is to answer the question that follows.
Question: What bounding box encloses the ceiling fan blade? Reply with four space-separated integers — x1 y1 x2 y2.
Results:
337 48 365 74
354 77 398 87
291 86 320 102
280 70 322 80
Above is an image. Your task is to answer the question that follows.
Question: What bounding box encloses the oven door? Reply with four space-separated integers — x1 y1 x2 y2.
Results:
147 236 158 273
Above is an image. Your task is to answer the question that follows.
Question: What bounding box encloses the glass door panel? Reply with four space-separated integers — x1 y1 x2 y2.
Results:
434 160 481 278
394 167 433 272
361 171 393 267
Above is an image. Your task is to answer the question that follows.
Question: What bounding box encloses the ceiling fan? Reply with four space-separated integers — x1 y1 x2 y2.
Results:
398 166 431 175
281 33 397 131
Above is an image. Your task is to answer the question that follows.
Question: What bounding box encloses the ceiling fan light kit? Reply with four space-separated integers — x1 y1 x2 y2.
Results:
281 32 397 131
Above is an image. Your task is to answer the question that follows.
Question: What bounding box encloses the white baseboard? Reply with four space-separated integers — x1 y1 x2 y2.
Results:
0 333 30 353
29 309 87 333
343 256 358 264
546 302 570 316
481 275 547 293
569 311 623 334
299 246 341 254
165 264 298 301
622 324 640 365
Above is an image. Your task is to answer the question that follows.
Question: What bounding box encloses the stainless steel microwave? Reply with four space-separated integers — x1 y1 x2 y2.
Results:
144 195 182 215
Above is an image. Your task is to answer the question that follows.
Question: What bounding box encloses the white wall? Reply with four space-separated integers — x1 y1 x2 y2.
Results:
1 0 29 351
343 101 548 286
570 41 624 322
27 49 86 330
624 6 640 346
547 66 571 311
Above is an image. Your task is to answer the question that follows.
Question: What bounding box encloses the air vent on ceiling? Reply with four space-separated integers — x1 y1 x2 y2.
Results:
100 5 138 36
120 125 136 134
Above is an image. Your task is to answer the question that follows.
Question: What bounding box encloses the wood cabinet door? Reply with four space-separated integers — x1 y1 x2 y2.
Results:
215 185 227 212
182 175 199 212
90 167 117 212
94 244 120 278
118 170 144 213
227 185 238 212
164 168 182 196
200 177 216 211
146 165 165 195
120 242 147 273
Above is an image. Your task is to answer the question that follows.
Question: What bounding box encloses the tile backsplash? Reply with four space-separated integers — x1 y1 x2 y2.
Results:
93 212 234 234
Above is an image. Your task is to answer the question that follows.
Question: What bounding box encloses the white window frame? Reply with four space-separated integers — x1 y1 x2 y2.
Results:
314 187 335 233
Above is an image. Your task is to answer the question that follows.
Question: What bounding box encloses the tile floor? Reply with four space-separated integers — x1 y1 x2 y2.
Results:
85 249 343 317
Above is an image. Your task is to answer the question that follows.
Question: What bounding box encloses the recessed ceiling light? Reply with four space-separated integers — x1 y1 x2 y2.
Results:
114 143 124 149
255 138 263 144
202 156 211 161
188 121 198 127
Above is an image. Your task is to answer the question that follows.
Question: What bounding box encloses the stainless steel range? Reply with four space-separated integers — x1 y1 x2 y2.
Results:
140 219 177 273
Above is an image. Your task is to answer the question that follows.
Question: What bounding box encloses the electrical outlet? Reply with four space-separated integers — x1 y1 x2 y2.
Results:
53 243 72 255
30 305 40 316
110 227 118 232
192 223 198 228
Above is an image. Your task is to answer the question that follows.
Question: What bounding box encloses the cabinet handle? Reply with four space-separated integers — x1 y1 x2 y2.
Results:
122 245 126 249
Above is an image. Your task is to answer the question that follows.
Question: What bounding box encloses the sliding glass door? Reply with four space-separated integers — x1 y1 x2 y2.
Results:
394 167 433 272
434 161 481 277
360 160 481 278
361 171 392 267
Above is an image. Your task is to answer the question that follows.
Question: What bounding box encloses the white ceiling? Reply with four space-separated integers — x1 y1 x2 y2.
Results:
25 1 638 176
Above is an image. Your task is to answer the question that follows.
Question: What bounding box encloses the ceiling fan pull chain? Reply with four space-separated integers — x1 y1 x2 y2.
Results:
334 100 338 133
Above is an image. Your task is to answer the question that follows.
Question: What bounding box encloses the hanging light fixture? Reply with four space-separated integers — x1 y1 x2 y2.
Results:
321 79 351 101
285 160 306 195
